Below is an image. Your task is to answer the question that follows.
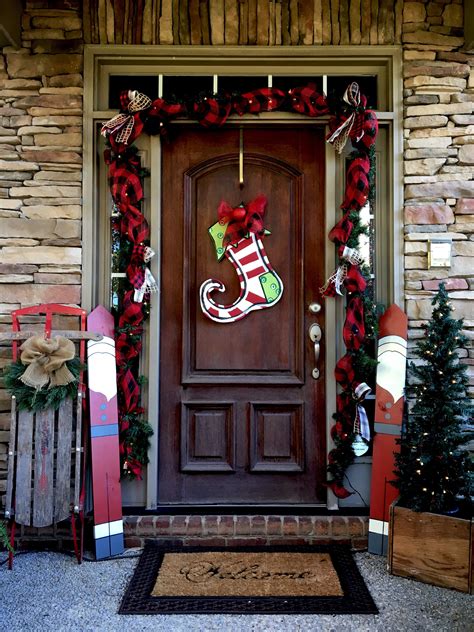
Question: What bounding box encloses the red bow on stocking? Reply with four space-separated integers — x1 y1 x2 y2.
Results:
218 195 267 246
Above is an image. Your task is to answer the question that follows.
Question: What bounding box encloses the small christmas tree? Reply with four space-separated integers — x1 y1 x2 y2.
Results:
394 283 473 514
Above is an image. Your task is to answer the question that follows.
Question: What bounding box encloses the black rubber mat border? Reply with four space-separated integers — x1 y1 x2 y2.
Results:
119 542 378 615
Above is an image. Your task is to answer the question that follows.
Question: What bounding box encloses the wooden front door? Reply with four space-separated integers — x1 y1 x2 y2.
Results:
159 126 326 505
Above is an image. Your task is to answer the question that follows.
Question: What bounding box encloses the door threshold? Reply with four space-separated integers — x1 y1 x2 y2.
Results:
122 505 369 516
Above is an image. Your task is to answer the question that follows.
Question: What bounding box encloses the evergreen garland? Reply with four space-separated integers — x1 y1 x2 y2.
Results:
0 520 13 553
394 283 473 514
327 143 383 493
105 82 379 486
3 358 83 412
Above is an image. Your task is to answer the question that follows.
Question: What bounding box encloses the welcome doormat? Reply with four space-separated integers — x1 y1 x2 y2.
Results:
119 543 378 615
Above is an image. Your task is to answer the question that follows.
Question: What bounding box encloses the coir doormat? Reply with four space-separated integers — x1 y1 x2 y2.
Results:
119 543 378 615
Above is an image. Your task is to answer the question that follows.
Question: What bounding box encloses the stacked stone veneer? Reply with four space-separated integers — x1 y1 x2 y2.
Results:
0 3 83 498
401 1 473 399
0 0 473 533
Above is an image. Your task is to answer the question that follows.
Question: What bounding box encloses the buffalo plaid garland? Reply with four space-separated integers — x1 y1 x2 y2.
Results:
241 87 286 113
126 244 149 291
289 84 329 117
191 98 232 127
341 156 370 211
328 212 354 245
103 81 378 486
344 296 366 351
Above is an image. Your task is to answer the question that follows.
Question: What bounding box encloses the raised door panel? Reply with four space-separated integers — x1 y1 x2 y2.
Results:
181 402 235 472
182 154 303 385
250 402 304 472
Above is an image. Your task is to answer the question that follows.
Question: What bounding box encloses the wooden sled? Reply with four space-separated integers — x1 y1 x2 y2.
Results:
2 304 101 569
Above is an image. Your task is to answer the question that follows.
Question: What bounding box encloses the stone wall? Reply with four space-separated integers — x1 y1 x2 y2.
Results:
0 0 472 507
401 1 473 400
0 2 84 497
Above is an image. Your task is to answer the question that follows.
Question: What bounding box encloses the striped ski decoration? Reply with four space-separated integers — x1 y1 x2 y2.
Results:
87 306 124 560
368 304 408 555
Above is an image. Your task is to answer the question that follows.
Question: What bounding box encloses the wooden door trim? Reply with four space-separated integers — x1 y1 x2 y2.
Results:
84 47 402 509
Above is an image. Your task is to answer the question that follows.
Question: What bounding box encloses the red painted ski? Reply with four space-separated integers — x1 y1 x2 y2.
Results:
369 304 408 555
87 306 124 559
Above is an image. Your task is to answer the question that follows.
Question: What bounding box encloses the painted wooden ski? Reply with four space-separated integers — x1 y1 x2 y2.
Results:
369 304 408 555
87 306 124 559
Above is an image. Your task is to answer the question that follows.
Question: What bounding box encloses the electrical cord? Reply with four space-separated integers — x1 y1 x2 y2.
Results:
344 472 369 507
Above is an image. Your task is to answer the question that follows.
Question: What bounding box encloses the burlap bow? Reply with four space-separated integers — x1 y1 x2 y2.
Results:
101 90 152 145
19 336 76 390
326 82 365 154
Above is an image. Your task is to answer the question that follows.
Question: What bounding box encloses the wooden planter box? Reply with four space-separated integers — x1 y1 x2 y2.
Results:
388 503 473 593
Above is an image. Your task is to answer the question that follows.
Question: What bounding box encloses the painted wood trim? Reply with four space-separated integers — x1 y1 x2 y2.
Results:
82 45 401 509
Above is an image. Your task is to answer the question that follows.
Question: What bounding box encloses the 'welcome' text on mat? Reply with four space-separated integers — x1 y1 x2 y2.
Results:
120 544 378 614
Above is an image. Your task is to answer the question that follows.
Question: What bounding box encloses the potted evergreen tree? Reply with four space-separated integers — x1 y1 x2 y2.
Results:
389 283 473 593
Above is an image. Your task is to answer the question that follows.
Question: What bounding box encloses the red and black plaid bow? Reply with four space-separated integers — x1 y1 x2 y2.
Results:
326 82 366 153
344 296 365 351
289 84 329 117
101 90 151 147
218 195 267 246
341 156 370 211
192 97 232 128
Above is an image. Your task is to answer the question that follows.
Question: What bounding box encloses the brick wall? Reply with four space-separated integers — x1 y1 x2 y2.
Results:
0 1 472 533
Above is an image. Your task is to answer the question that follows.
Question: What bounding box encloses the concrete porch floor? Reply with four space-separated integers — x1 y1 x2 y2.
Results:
0 549 471 631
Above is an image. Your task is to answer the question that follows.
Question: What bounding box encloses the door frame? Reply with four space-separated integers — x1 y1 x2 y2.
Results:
83 46 403 510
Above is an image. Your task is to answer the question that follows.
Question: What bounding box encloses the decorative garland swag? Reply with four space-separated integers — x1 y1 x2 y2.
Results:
102 82 379 496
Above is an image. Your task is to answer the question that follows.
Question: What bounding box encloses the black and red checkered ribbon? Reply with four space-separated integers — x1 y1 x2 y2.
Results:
288 84 329 117
103 81 378 487
341 156 370 211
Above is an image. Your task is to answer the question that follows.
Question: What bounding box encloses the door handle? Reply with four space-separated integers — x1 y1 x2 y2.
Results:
309 323 322 380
